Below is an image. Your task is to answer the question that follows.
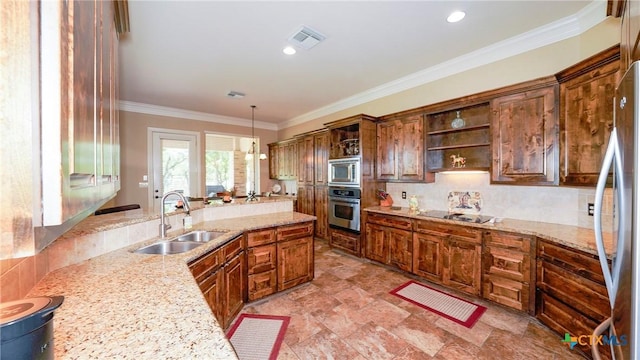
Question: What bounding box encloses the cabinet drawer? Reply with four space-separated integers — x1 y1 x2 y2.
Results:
330 227 360 255
247 244 277 274
222 235 244 262
248 270 277 301
277 222 314 242
197 268 222 293
538 240 606 284
537 260 609 321
536 291 612 360
483 246 531 283
483 274 530 312
188 248 223 281
414 219 481 243
367 213 413 230
484 230 533 253
247 228 276 247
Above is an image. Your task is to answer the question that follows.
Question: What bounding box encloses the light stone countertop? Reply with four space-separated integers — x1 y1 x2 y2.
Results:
62 196 295 237
28 211 316 360
364 206 614 256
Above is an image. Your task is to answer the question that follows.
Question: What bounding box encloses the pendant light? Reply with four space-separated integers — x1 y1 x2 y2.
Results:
246 105 260 202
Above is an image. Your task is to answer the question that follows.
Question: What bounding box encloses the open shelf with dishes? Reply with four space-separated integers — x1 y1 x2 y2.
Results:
426 103 491 172
329 123 360 159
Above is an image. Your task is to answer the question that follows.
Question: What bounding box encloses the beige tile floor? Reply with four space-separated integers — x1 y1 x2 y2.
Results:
241 239 584 359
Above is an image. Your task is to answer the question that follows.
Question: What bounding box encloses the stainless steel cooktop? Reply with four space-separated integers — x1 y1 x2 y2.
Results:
417 210 494 224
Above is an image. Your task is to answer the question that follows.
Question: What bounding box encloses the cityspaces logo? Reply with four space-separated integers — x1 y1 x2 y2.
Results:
562 332 628 350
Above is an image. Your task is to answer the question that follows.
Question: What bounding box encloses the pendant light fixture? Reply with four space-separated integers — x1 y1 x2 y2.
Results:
246 105 260 202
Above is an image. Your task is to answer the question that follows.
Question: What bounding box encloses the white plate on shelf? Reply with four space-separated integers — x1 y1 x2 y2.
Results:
272 184 281 194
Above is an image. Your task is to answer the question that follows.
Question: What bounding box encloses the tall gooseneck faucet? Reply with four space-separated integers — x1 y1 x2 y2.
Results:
159 191 190 238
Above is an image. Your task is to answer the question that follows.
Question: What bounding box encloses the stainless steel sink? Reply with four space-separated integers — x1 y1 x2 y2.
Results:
134 240 203 255
134 230 228 255
173 230 228 243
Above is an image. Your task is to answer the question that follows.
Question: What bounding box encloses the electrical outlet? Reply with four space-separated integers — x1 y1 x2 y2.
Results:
402 191 406 199
588 203 595 216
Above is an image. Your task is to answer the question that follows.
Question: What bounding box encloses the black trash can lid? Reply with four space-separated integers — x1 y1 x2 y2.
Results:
1 297 62 326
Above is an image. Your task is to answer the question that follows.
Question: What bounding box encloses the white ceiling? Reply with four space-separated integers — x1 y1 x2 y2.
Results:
118 0 606 130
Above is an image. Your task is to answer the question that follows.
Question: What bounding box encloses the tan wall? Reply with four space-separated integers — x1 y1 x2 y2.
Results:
278 17 621 139
114 111 278 210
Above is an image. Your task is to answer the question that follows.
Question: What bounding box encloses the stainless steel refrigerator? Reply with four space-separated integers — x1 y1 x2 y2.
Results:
593 60 640 360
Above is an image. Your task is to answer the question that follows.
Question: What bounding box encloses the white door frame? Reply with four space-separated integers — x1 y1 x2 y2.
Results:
147 128 201 212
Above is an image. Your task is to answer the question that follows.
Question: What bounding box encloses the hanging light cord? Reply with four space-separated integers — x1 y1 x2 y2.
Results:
247 105 258 201
251 105 256 153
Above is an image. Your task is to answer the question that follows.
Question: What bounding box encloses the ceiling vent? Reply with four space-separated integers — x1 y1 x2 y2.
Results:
288 25 326 50
227 91 245 99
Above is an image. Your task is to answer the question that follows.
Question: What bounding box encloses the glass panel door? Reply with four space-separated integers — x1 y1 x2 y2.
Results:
149 129 199 213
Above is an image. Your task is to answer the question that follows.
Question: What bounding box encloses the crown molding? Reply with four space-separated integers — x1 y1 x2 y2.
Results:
118 101 278 131
118 1 606 132
278 0 607 130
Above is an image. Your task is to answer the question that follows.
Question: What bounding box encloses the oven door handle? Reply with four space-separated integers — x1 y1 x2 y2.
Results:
329 197 360 205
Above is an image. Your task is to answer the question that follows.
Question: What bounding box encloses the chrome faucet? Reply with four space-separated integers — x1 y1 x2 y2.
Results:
159 191 191 238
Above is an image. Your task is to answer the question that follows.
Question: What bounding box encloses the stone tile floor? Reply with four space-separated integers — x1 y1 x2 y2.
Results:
241 239 584 359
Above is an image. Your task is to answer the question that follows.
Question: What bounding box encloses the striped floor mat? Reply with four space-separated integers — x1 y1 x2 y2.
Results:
390 280 486 328
226 314 290 360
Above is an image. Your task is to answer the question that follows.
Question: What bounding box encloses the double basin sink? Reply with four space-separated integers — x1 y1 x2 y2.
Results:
134 230 228 255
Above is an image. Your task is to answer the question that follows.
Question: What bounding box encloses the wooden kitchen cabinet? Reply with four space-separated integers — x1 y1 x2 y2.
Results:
444 237 482 296
388 228 413 272
296 185 315 215
2 0 123 259
297 135 315 186
364 213 413 271
268 143 279 179
277 222 314 291
556 45 621 186
376 113 427 182
246 228 277 301
314 185 329 239
415 219 482 296
222 252 246 329
412 232 444 283
616 0 640 70
364 223 388 264
536 239 611 359
482 230 536 313
268 139 297 180
425 103 491 172
189 235 245 329
314 130 330 185
491 79 559 185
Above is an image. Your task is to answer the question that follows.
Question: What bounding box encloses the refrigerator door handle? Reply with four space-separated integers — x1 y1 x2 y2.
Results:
594 128 625 308
592 317 613 360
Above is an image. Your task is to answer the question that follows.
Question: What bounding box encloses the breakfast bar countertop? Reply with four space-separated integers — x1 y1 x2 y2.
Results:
28 212 316 359
364 206 614 256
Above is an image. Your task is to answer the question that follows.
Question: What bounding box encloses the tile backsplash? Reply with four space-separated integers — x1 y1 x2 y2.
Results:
385 172 613 230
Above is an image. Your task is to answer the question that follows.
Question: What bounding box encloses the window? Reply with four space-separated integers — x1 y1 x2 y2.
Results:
205 134 258 197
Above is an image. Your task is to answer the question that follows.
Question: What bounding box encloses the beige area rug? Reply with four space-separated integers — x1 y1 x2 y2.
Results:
226 314 290 360
390 280 486 328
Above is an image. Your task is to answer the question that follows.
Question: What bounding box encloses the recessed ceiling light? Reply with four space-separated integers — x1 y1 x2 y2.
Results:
283 46 296 55
447 11 465 23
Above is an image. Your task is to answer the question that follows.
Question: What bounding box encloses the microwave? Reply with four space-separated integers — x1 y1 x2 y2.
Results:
328 157 360 187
